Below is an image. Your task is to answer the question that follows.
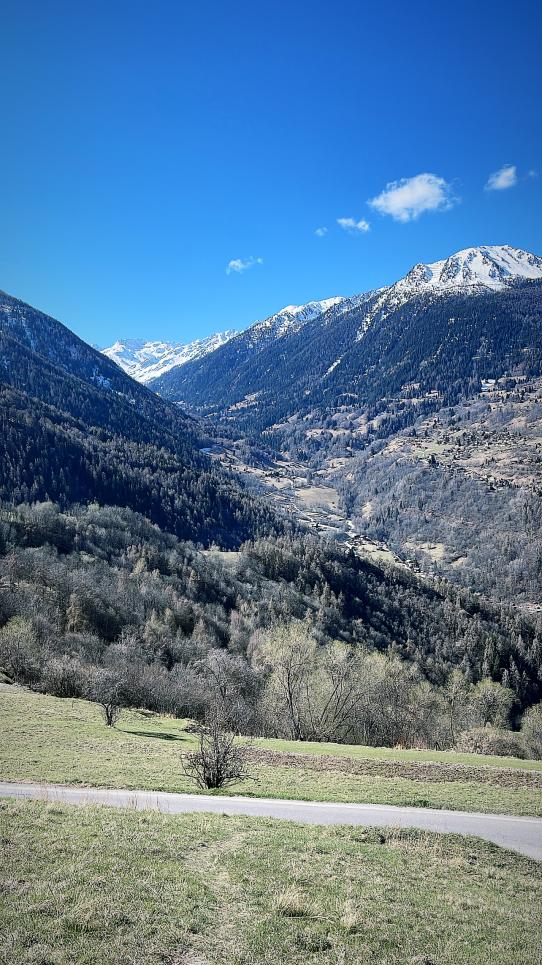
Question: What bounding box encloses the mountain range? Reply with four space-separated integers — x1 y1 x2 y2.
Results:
1 244 542 728
144 245 542 437
2 244 542 604
101 246 542 404
100 331 238 384
100 297 357 385
104 244 541 605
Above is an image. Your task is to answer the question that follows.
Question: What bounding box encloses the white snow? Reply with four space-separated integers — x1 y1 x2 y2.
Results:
407 245 542 291
100 246 542 385
102 298 350 385
101 331 238 383
324 358 342 376
92 372 111 389
249 297 347 342
359 245 542 336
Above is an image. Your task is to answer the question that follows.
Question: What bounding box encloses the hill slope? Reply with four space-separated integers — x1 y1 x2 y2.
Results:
0 290 280 547
147 246 542 602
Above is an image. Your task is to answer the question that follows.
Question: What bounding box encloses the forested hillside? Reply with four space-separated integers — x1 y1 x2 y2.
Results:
334 377 542 603
1 501 540 749
152 280 542 449
1 265 541 751
0 292 281 547
148 253 542 605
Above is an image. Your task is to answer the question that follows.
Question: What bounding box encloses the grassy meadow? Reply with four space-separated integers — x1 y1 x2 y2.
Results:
1 686 542 816
1 799 541 965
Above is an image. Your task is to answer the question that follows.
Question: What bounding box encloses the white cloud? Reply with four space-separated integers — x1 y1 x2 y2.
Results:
315 226 328 237
226 256 263 275
337 217 370 234
368 173 456 222
485 164 517 191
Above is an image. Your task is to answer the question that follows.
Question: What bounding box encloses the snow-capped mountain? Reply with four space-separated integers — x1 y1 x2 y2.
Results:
150 244 542 434
248 297 348 342
366 245 542 324
101 331 238 383
104 245 542 410
102 298 350 384
406 245 542 292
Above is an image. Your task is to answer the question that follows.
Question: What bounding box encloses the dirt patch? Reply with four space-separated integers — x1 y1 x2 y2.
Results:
246 748 542 790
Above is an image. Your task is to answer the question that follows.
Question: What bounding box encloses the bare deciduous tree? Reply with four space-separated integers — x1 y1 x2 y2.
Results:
85 668 123 726
251 622 368 742
181 715 252 789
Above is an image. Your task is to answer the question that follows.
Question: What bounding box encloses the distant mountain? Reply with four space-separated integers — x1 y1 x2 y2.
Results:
364 245 542 325
150 293 368 407
0 289 281 547
103 297 352 387
101 331 238 384
151 246 542 439
243 296 351 341
145 245 542 603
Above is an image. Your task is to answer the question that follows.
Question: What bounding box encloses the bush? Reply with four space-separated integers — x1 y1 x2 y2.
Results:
180 714 252 789
456 726 528 759
0 617 42 686
521 703 542 759
41 657 87 698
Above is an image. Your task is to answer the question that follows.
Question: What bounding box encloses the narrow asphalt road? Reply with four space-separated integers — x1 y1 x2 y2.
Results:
1 781 540 860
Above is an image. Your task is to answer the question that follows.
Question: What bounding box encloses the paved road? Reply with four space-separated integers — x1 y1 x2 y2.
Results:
1 781 540 860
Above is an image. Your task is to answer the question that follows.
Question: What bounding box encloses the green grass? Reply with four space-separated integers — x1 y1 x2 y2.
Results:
1 799 540 965
1 687 541 816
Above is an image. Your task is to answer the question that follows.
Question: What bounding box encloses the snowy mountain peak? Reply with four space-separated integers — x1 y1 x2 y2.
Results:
410 245 542 292
101 330 238 383
366 245 542 326
399 245 542 294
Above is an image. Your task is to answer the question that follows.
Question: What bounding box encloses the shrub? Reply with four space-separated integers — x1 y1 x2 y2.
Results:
521 703 542 759
456 726 527 759
41 657 87 698
0 617 42 685
180 714 252 789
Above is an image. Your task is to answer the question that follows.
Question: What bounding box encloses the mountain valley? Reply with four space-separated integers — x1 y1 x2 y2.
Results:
102 245 542 606
1 244 542 751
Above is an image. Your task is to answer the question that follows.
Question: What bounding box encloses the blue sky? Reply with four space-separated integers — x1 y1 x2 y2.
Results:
1 0 541 345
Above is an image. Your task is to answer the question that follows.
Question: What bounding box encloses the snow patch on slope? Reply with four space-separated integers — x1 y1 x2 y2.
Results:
248 297 347 342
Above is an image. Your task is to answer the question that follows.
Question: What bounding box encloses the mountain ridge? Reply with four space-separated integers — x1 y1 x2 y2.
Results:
100 296 351 383
0 288 282 547
101 331 239 384
147 244 541 400
149 245 542 427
